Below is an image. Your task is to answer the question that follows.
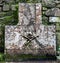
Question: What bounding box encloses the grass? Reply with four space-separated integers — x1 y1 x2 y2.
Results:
0 11 13 17
56 32 60 51
5 53 47 61
5 53 56 61
0 16 13 25
0 53 5 61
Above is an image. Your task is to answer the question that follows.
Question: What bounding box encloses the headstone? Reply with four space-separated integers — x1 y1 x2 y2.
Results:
5 25 56 53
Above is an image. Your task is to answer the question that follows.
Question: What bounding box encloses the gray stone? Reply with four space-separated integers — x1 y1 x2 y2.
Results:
11 5 16 11
49 17 60 22
3 5 9 11
0 0 2 4
56 4 60 8
36 3 42 24
18 3 35 25
45 8 60 16
55 9 60 16
18 3 42 25
54 1 60 4
5 0 14 3
5 25 56 55
0 7 1 11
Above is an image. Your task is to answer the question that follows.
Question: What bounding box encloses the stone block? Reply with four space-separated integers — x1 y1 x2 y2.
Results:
0 7 1 11
36 3 42 24
11 5 16 11
18 3 35 25
3 5 9 11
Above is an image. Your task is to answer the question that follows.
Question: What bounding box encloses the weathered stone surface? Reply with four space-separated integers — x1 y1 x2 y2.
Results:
5 3 56 55
11 5 16 11
55 9 60 16
5 25 56 54
18 3 42 25
56 4 60 8
45 8 60 16
36 25 56 50
42 0 60 8
5 25 36 50
5 0 14 3
3 5 9 11
47 25 56 51
0 7 1 11
0 0 2 4
49 17 60 22
18 3 35 25
36 3 42 24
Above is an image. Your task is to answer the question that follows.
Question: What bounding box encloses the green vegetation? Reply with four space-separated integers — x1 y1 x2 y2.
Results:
0 53 5 61
5 53 47 61
12 5 18 25
0 2 18 61
56 32 60 51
